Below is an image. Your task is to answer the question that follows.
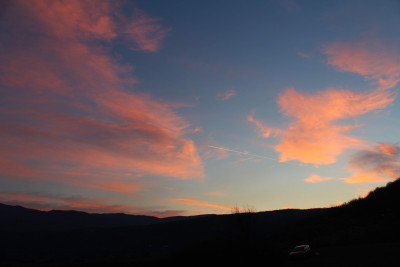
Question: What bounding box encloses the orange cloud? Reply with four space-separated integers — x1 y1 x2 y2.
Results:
172 198 233 211
304 174 333 183
0 0 204 194
342 143 400 183
250 88 395 165
324 39 400 90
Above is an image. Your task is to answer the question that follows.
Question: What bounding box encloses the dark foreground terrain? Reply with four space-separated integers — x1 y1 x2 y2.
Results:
1 178 400 266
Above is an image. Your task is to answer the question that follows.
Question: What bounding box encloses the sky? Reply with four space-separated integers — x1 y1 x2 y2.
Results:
1 0 400 217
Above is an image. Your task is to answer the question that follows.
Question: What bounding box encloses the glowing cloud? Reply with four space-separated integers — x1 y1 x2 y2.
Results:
343 143 400 183
250 88 395 165
324 39 400 90
304 174 333 183
0 0 204 196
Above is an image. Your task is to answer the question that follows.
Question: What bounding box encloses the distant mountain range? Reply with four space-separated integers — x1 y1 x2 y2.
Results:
0 203 211 231
1 178 399 266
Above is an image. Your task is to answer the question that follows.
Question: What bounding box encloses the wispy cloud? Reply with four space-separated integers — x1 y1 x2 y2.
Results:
208 145 278 162
343 143 400 183
124 8 171 52
0 0 204 198
304 174 333 183
324 39 400 90
247 115 281 138
172 198 233 211
217 89 236 101
297 51 310 58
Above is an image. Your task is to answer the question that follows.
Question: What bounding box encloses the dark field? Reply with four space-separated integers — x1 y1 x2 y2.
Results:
3 242 399 267
284 242 400 267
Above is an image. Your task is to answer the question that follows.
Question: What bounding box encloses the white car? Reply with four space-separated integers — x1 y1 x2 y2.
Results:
289 245 311 259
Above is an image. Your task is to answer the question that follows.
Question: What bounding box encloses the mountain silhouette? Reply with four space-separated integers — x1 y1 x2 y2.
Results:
0 203 209 232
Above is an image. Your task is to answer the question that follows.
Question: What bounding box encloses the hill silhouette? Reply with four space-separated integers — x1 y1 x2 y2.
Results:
1 178 400 266
281 178 400 246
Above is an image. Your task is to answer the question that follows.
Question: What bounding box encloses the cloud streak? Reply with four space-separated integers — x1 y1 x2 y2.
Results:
0 0 204 199
208 146 278 162
0 192 134 214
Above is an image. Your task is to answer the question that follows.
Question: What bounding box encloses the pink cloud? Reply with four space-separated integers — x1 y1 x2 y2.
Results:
304 174 333 183
297 51 310 58
250 87 395 165
217 89 237 101
0 0 204 195
342 143 400 183
324 39 400 90
124 10 170 52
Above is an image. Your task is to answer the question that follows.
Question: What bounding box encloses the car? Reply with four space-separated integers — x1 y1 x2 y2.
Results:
289 245 312 259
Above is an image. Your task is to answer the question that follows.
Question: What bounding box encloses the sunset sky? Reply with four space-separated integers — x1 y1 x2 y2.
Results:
1 0 400 217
